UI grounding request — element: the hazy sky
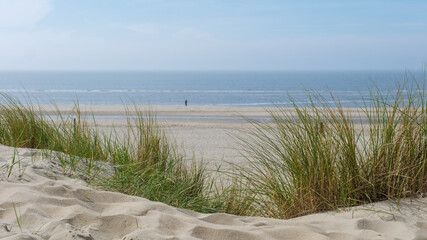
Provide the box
[0,0,426,70]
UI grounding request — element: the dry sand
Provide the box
[1,145,427,240]
[43,105,272,168]
[39,105,369,168]
[1,105,426,239]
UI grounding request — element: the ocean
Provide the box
[0,70,419,107]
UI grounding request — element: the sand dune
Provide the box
[1,145,426,240]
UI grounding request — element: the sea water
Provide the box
[0,70,418,107]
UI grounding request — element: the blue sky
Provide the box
[0,0,426,70]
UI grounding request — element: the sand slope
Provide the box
[1,145,427,240]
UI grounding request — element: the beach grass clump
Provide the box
[0,95,218,212]
[0,94,109,171]
[0,94,58,150]
[234,79,427,219]
[101,108,217,211]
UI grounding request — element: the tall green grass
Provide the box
[234,79,427,218]
[0,94,220,212]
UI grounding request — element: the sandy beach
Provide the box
[39,105,273,169]
[1,105,426,239]
[39,105,368,168]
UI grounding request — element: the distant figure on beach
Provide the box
[185,100,188,106]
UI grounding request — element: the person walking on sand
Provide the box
[185,100,188,106]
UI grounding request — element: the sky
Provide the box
[0,0,426,71]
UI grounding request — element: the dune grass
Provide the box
[233,79,427,218]
[0,94,220,213]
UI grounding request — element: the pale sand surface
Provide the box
[1,145,427,240]
[40,105,368,168]
[42,105,269,169]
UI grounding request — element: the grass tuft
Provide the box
[233,77,427,218]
